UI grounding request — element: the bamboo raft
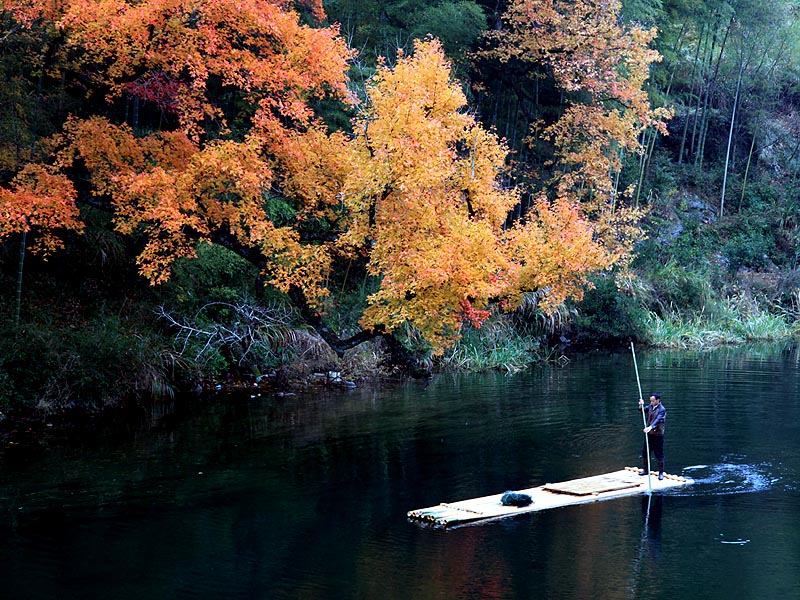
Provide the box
[407,467,694,528]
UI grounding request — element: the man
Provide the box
[638,393,667,480]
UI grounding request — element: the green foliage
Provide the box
[650,259,714,314]
[740,176,781,212]
[408,1,486,61]
[164,243,258,308]
[621,0,664,25]
[719,207,781,271]
[572,275,648,344]
[325,0,486,66]
[264,194,298,228]
[642,311,742,347]
[391,321,436,362]
[0,312,182,413]
[683,165,722,192]
[635,217,720,272]
[318,273,378,335]
[721,230,775,271]
[642,295,795,348]
[648,150,679,200]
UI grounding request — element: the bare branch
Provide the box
[158,301,305,367]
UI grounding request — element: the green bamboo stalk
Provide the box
[721,60,744,219]
[738,125,758,212]
[678,34,703,165]
[696,16,733,170]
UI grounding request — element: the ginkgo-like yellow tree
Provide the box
[341,39,624,352]
[341,41,518,350]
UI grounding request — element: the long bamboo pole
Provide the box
[631,342,652,494]
[15,231,26,329]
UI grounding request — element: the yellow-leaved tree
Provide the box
[341,39,635,352]
[342,40,518,351]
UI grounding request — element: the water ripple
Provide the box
[675,460,785,496]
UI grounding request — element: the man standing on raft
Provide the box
[638,393,667,480]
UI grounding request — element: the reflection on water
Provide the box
[0,343,799,599]
[718,536,751,545]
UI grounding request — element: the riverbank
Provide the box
[0,363,405,450]
[1,300,797,448]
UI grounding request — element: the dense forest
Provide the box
[1,0,800,423]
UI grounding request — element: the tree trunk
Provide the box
[739,124,758,212]
[721,61,744,219]
[286,285,430,376]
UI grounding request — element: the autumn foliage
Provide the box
[484,0,670,199]
[16,0,352,303]
[341,40,518,348]
[0,164,82,255]
[0,0,666,354]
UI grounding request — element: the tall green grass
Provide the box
[642,295,797,348]
[438,316,553,373]
[0,312,184,414]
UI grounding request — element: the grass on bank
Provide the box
[642,295,798,349]
[438,315,558,373]
[0,311,187,414]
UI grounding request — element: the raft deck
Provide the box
[407,467,694,528]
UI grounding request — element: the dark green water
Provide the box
[1,343,798,599]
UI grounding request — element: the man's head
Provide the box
[649,393,661,404]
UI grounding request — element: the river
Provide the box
[0,343,798,599]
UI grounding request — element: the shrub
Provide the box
[0,312,181,414]
[721,228,776,271]
[571,274,648,345]
[650,259,714,315]
[164,243,258,309]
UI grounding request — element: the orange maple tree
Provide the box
[3,0,375,354]
[1,0,663,356]
[6,0,350,136]
[5,0,353,299]
[0,164,83,255]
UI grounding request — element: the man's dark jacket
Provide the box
[642,403,666,435]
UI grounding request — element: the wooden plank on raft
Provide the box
[407,467,694,528]
[543,473,642,496]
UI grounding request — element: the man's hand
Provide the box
[638,399,644,408]
[643,426,652,433]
